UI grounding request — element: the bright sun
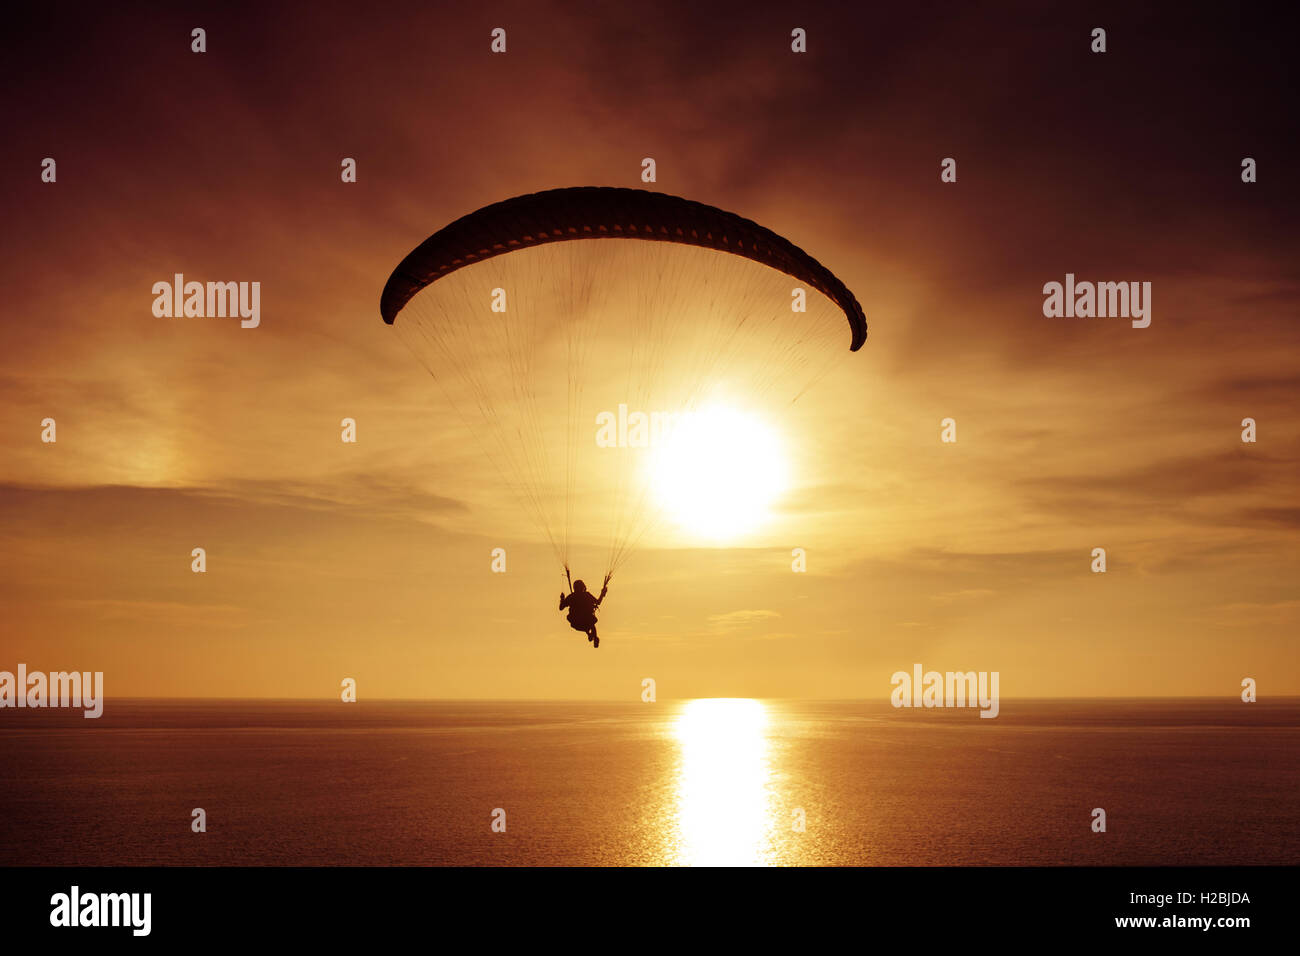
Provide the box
[649,404,789,540]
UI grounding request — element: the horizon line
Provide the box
[76,694,1300,703]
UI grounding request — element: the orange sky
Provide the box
[2,1,1297,698]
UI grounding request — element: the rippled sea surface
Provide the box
[2,698,1296,865]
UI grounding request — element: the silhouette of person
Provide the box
[559,576,608,648]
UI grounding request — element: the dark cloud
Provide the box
[1234,507,1300,530]
[1017,449,1293,512]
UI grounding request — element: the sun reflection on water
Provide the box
[672,698,775,866]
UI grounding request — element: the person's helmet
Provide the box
[573,580,587,592]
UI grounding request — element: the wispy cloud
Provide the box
[706,609,781,632]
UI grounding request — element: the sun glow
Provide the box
[649,404,788,541]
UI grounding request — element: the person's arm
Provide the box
[595,584,608,607]
[559,593,569,610]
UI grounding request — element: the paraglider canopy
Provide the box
[381,187,867,350]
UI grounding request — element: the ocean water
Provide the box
[1,698,1296,866]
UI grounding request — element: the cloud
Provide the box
[54,599,254,627]
[199,474,468,521]
[1233,507,1300,530]
[705,609,781,632]
[0,478,467,531]
[930,589,997,605]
